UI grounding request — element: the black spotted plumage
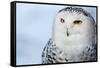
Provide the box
[42,39,68,64]
[42,38,97,64]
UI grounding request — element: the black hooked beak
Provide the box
[67,32,69,36]
[66,28,69,37]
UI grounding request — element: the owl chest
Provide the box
[56,40,90,62]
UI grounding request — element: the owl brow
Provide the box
[58,7,91,17]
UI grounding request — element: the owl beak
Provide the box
[66,28,69,37]
[67,32,69,36]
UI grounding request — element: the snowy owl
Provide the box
[42,7,97,64]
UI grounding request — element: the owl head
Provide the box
[53,7,96,45]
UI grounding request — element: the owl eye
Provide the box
[73,20,82,24]
[60,18,65,23]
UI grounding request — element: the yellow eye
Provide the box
[60,18,65,23]
[73,20,82,24]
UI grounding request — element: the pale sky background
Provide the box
[16,3,96,65]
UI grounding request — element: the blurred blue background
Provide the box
[16,3,96,65]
